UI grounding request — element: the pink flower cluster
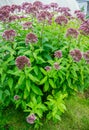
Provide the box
[83,51,89,64]
[42,4,51,10]
[45,66,51,71]
[25,4,38,16]
[50,2,58,9]
[26,114,36,124]
[55,16,68,25]
[57,7,72,19]
[54,50,62,58]
[0,4,22,22]
[22,22,32,29]
[37,11,53,23]
[0,6,10,22]
[58,7,70,13]
[2,29,16,41]
[8,15,19,22]
[75,10,85,21]
[33,1,43,9]
[10,4,21,13]
[22,2,32,10]
[25,33,38,44]
[14,95,20,100]
[45,63,60,71]
[66,28,79,38]
[54,62,60,70]
[16,56,30,70]
[79,20,89,35]
[70,49,82,62]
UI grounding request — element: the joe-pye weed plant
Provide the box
[0,1,89,128]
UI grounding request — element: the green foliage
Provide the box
[0,2,89,128]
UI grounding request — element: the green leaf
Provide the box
[34,66,39,75]
[49,79,56,88]
[67,78,71,87]
[24,88,29,99]
[37,57,45,63]
[55,115,61,121]
[1,73,6,83]
[0,90,3,101]
[24,50,31,55]
[33,52,37,59]
[26,79,31,92]
[29,74,39,83]
[18,74,25,85]
[31,84,43,95]
[40,68,47,75]
[43,80,49,92]
[40,76,47,85]
[43,53,52,60]
[8,78,13,90]
[4,89,10,96]
[7,70,20,76]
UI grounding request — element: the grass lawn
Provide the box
[0,95,89,130]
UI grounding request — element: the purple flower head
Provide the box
[14,95,20,100]
[37,11,53,22]
[42,4,51,10]
[79,20,89,35]
[76,12,85,21]
[26,114,36,124]
[63,11,72,19]
[25,5,38,16]
[58,7,70,13]
[2,29,16,41]
[22,22,32,29]
[83,51,89,64]
[8,15,19,22]
[74,10,81,14]
[0,8,10,22]
[33,1,43,9]
[45,66,51,71]
[66,28,79,38]
[21,2,32,10]
[70,49,82,62]
[54,50,62,58]
[50,2,58,9]
[55,15,68,25]
[10,4,21,13]
[25,33,38,44]
[54,62,60,70]
[1,5,11,13]
[16,56,30,70]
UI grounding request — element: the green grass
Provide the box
[0,95,89,130]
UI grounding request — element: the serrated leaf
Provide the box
[7,70,20,76]
[26,79,31,92]
[18,74,25,85]
[8,78,13,90]
[55,115,61,121]
[0,90,3,101]
[31,84,43,95]
[34,66,39,75]
[29,74,39,83]
[37,57,45,63]
[40,68,47,75]
[40,76,47,85]
[49,79,56,88]
[24,88,29,99]
[4,89,10,96]
[43,80,49,92]
[1,73,6,83]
